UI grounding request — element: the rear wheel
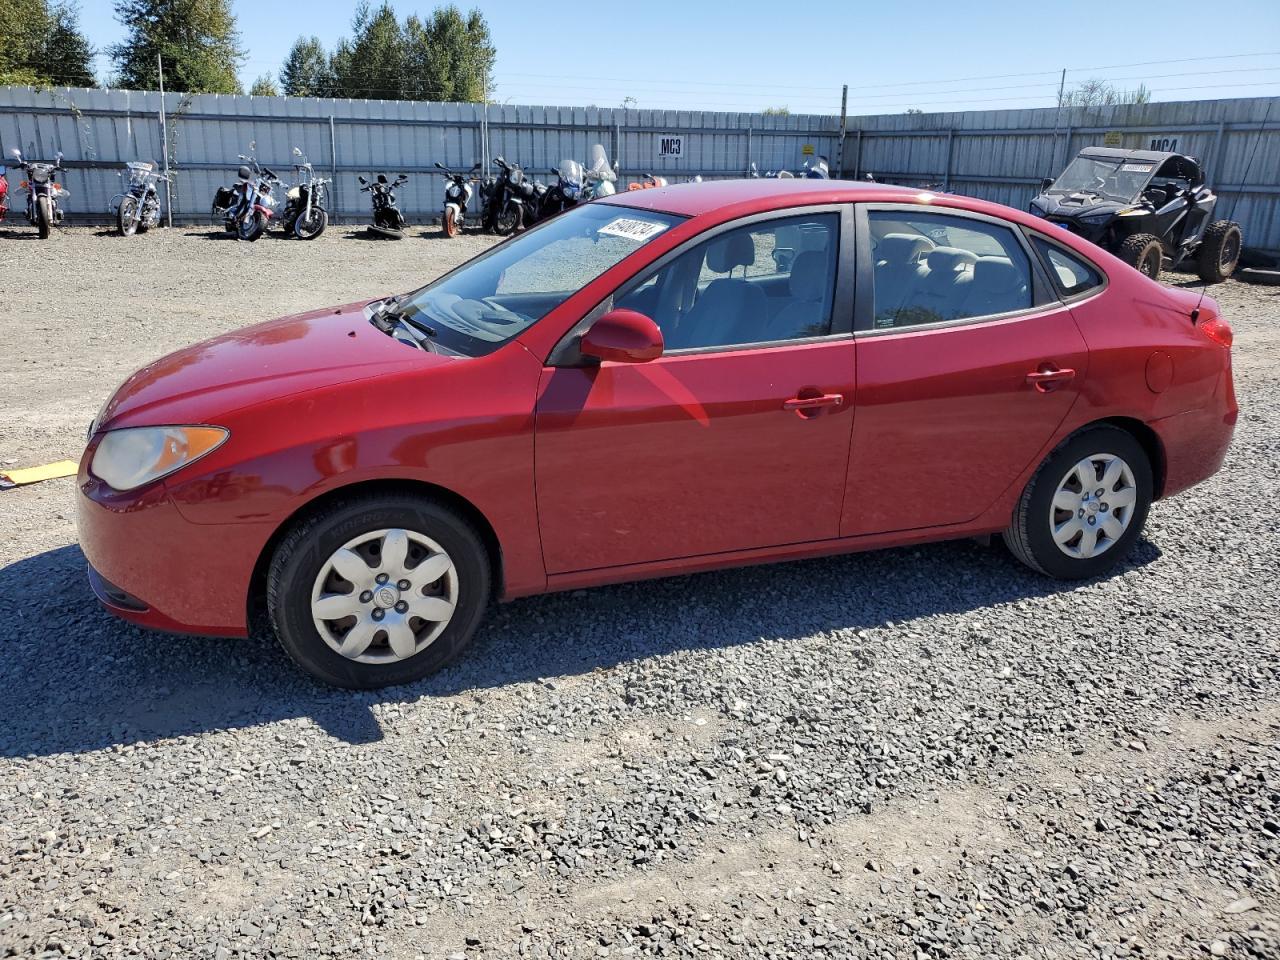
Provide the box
[35,195,52,239]
[1196,220,1242,283]
[1118,234,1163,279]
[1004,425,1152,580]
[117,196,139,236]
[267,494,491,689]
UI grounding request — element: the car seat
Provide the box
[671,232,769,348]
[763,251,832,340]
[873,233,934,326]
[962,256,1029,318]
[913,247,978,323]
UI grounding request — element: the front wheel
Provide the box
[267,494,491,689]
[493,201,522,236]
[1118,234,1163,280]
[442,206,459,237]
[1196,220,1242,284]
[294,207,327,240]
[238,211,266,242]
[117,196,139,237]
[35,195,52,239]
[1004,426,1152,580]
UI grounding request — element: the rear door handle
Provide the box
[1026,366,1076,392]
[784,393,844,415]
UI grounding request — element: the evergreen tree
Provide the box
[280,35,333,98]
[402,5,493,102]
[0,0,95,87]
[111,0,245,94]
[331,2,404,100]
[249,72,278,96]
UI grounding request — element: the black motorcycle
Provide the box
[483,156,545,235]
[358,173,409,238]
[8,147,68,238]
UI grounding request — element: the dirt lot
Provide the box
[1,225,1278,959]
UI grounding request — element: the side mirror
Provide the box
[54,150,63,162]
[249,140,256,151]
[434,161,445,170]
[1041,177,1054,190]
[357,175,368,185]
[293,146,302,156]
[580,309,664,364]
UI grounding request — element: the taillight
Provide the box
[20,180,28,189]
[1198,314,1233,348]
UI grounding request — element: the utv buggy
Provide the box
[1030,147,1242,283]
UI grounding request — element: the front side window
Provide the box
[1032,236,1104,297]
[398,204,683,356]
[615,213,839,350]
[869,211,1032,330]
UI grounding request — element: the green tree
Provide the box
[110,0,245,94]
[0,0,95,87]
[1058,78,1152,108]
[249,72,278,96]
[280,35,332,97]
[402,5,493,102]
[331,1,404,100]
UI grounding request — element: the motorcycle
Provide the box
[211,145,280,242]
[482,156,542,236]
[582,145,619,200]
[110,161,167,236]
[358,173,409,238]
[434,161,479,237]
[802,155,830,179]
[9,147,69,238]
[627,173,669,192]
[279,147,330,240]
[538,158,584,220]
[0,166,8,223]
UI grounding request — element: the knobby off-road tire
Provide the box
[1004,425,1153,580]
[1196,220,1243,284]
[1118,234,1163,280]
[267,494,491,689]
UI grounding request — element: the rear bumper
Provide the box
[76,470,263,637]
[1150,396,1238,500]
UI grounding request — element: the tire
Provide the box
[1196,220,1242,284]
[1004,425,1153,580]
[1118,234,1163,280]
[117,196,139,237]
[293,207,327,240]
[238,211,266,242]
[493,201,522,236]
[443,207,459,238]
[267,494,491,689]
[35,195,52,239]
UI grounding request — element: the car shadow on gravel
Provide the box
[0,537,1160,758]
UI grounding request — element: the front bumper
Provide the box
[76,468,265,637]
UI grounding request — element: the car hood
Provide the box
[96,300,450,430]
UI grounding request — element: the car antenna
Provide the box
[1190,279,1207,325]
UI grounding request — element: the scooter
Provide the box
[110,161,167,236]
[279,147,330,240]
[9,147,69,238]
[358,173,409,238]
[434,161,479,237]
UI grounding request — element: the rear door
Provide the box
[842,205,1088,537]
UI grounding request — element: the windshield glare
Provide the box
[399,204,683,356]
[1049,156,1155,202]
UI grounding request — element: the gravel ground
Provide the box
[1,226,1278,960]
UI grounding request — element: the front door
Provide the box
[843,206,1088,537]
[535,209,857,574]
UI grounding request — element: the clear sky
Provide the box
[76,0,1280,115]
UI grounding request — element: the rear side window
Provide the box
[1032,237,1104,297]
[868,211,1032,329]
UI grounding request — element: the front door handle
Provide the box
[1026,366,1076,393]
[784,392,844,417]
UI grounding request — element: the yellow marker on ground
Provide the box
[0,460,79,489]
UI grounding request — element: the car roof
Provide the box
[1076,146,1191,165]
[600,177,911,217]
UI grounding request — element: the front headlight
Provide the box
[90,425,228,491]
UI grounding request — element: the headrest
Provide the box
[789,251,828,300]
[926,247,978,273]
[878,233,934,264]
[972,256,1021,292]
[706,232,756,273]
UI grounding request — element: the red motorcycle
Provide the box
[0,167,9,223]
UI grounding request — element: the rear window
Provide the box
[1032,237,1104,297]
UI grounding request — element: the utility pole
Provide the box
[838,84,848,178]
[157,53,173,227]
[1044,67,1067,183]
[480,75,489,178]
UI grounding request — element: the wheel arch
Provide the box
[1084,416,1167,499]
[246,477,505,629]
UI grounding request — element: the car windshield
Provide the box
[1048,156,1156,203]
[396,204,683,357]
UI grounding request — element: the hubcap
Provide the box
[1049,454,1138,559]
[310,528,458,663]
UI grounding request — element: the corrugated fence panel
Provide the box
[1,85,1277,251]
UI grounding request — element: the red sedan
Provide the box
[78,179,1238,688]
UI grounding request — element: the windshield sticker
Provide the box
[598,217,669,242]
[1120,163,1154,173]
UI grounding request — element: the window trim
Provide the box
[1023,228,1111,305]
[547,203,855,367]
[853,202,1055,337]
